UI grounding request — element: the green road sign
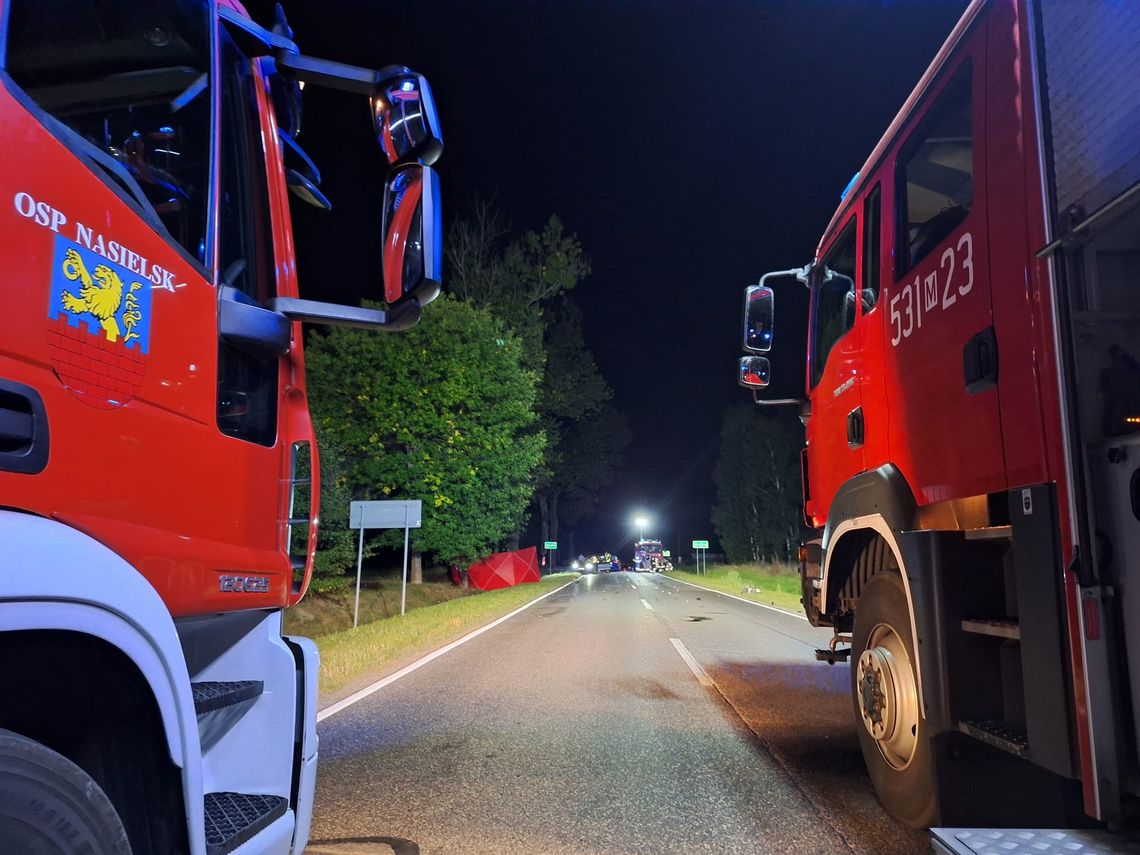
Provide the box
[544,541,558,550]
[692,540,709,549]
[663,550,671,557]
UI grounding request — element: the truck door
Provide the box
[883,52,1005,503]
[0,5,301,615]
[806,215,864,516]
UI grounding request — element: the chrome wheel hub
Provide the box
[856,622,919,770]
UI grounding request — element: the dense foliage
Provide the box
[711,404,803,563]
[306,297,545,566]
[447,205,626,545]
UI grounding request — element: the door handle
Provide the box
[0,379,49,474]
[847,406,865,449]
[963,326,998,393]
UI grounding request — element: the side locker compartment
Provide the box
[1033,0,1140,814]
[900,525,1081,825]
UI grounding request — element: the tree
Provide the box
[444,198,508,306]
[532,300,628,545]
[711,404,803,564]
[447,205,623,547]
[553,402,630,531]
[305,296,545,570]
[447,205,591,368]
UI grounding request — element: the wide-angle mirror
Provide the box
[382,164,442,306]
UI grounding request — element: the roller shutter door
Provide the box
[1037,1,1140,218]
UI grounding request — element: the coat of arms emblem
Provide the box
[46,238,152,409]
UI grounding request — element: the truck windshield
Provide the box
[4,0,212,264]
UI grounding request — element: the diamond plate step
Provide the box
[958,719,1029,758]
[932,828,1140,854]
[192,681,263,716]
[204,792,287,855]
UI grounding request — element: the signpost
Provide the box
[543,541,557,572]
[692,539,709,575]
[349,500,423,626]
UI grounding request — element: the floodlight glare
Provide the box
[633,514,650,541]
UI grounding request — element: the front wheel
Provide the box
[851,570,936,828]
[0,728,132,854]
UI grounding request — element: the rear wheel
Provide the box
[0,728,132,854]
[851,570,936,828]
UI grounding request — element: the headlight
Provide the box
[585,562,595,570]
[571,561,580,569]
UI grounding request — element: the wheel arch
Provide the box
[0,511,205,852]
[820,464,917,619]
[820,466,925,716]
[0,626,193,853]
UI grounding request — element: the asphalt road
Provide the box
[306,572,928,854]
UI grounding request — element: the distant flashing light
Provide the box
[840,171,860,202]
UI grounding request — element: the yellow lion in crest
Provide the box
[60,248,142,344]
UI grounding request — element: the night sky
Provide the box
[248,0,969,558]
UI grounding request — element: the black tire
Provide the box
[850,570,936,828]
[0,728,132,854]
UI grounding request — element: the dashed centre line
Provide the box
[641,598,653,610]
[669,637,713,687]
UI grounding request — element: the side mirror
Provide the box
[382,164,442,306]
[269,158,442,333]
[739,355,770,388]
[743,285,774,352]
[372,69,443,166]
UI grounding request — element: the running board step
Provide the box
[961,619,1020,640]
[959,719,1029,758]
[963,525,1013,541]
[193,681,263,716]
[204,792,287,855]
[193,681,263,753]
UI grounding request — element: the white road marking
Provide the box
[664,575,808,621]
[641,598,653,610]
[670,637,713,687]
[317,577,580,722]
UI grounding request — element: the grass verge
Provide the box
[314,573,578,705]
[284,570,477,639]
[665,562,802,614]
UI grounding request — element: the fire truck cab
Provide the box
[0,1,442,852]
[741,0,1140,840]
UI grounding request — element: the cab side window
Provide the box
[4,0,212,265]
[810,220,857,388]
[897,65,973,274]
[863,184,881,309]
[215,27,278,446]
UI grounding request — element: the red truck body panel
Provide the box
[0,46,315,617]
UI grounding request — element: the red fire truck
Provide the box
[0,1,442,852]
[740,0,1140,844]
